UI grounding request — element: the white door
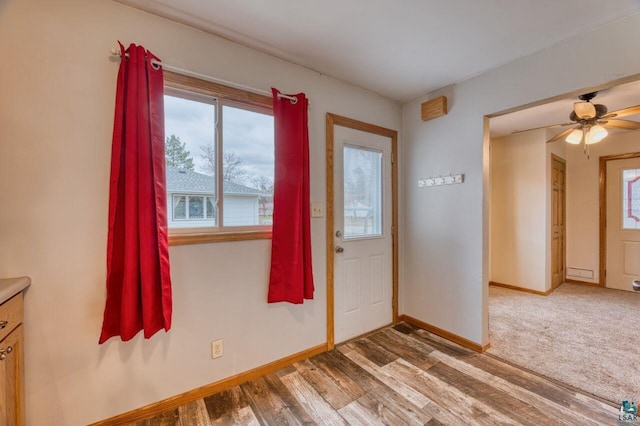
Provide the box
[334,125,392,344]
[606,157,640,291]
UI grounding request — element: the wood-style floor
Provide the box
[132,323,617,425]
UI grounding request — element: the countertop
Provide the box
[0,277,31,304]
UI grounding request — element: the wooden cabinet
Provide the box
[0,293,25,426]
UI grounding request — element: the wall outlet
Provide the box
[211,339,223,359]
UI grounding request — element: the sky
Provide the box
[164,94,274,187]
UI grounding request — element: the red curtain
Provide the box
[99,43,172,343]
[268,89,314,304]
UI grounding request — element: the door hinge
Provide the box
[391,153,394,164]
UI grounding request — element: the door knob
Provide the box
[335,246,344,253]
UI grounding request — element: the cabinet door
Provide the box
[0,325,24,426]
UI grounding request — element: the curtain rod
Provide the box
[110,48,299,104]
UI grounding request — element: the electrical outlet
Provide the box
[211,339,223,359]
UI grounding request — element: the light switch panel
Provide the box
[311,203,323,218]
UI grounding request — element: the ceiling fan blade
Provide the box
[602,105,640,119]
[546,128,574,144]
[574,102,596,119]
[512,122,574,134]
[601,119,640,131]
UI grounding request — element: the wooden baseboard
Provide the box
[565,278,602,287]
[398,314,490,353]
[91,343,328,426]
[489,281,552,296]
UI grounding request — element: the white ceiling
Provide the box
[117,0,640,103]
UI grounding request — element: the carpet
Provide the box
[488,283,640,403]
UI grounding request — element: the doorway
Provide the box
[601,153,640,290]
[326,113,398,349]
[551,155,566,289]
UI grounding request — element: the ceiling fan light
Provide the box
[586,125,608,144]
[574,102,596,119]
[565,128,583,144]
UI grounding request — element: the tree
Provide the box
[165,134,194,170]
[251,175,274,223]
[199,144,215,175]
[199,145,249,183]
[223,152,249,183]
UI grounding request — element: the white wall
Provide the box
[490,130,547,292]
[224,195,260,226]
[401,12,640,346]
[566,131,640,284]
[0,0,401,424]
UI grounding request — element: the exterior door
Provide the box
[333,125,392,344]
[606,157,640,291]
[551,156,566,289]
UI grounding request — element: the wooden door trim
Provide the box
[326,113,398,350]
[599,152,640,287]
[550,154,566,289]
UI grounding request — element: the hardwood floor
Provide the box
[132,323,617,425]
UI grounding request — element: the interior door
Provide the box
[551,156,566,289]
[334,125,392,344]
[606,157,640,291]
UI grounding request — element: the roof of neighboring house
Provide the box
[166,166,267,196]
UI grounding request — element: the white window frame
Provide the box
[172,194,216,221]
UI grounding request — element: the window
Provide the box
[163,72,274,244]
[172,195,215,223]
[623,168,640,230]
[343,145,383,238]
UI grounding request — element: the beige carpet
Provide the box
[489,283,640,403]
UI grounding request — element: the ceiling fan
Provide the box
[514,92,640,150]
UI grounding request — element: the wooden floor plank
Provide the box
[426,361,566,426]
[279,371,347,425]
[177,400,212,426]
[305,352,366,400]
[203,386,250,421]
[392,323,472,357]
[210,406,261,426]
[294,358,359,410]
[320,350,434,424]
[367,328,439,370]
[130,324,619,426]
[337,400,387,426]
[429,349,602,426]
[262,371,317,425]
[355,392,432,425]
[131,409,180,426]
[383,358,518,425]
[464,353,617,425]
[240,376,302,425]
[348,339,397,367]
[340,346,433,409]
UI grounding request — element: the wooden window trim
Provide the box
[164,71,274,245]
[164,71,272,110]
[169,230,272,246]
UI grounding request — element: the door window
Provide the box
[343,145,383,238]
[622,168,640,229]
